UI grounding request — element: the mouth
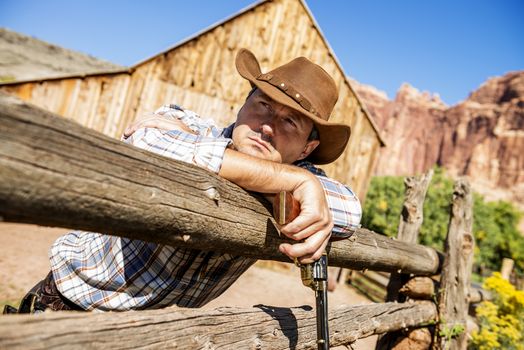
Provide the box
[248,135,272,153]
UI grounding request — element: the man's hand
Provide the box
[278,174,333,264]
[220,149,333,264]
[123,114,195,138]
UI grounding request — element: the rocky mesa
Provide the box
[353,72,524,206]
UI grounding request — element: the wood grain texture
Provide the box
[436,179,474,350]
[397,170,434,244]
[377,170,435,350]
[386,170,435,299]
[399,277,436,300]
[0,301,437,349]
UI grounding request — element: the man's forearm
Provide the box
[219,148,315,194]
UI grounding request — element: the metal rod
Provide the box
[316,282,329,350]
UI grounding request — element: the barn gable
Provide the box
[0,0,383,199]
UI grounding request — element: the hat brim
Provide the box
[236,49,351,165]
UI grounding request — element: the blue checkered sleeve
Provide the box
[295,160,362,238]
[124,108,231,174]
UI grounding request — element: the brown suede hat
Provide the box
[235,48,351,165]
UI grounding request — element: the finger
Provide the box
[279,206,326,233]
[279,237,329,265]
[280,202,332,236]
[280,213,331,241]
[123,124,137,137]
[300,235,330,264]
[279,228,331,263]
[123,116,157,136]
[279,219,327,241]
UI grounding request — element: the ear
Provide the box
[297,140,320,161]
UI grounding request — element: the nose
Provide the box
[259,104,283,140]
[260,123,275,140]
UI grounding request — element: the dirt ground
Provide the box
[0,222,376,349]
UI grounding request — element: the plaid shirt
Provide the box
[50,104,362,311]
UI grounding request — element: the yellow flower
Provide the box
[377,199,388,211]
[476,230,486,241]
[471,272,524,349]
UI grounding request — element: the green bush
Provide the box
[361,167,524,274]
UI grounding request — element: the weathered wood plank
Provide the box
[376,170,433,349]
[399,277,436,300]
[386,170,435,301]
[397,170,434,244]
[377,170,434,350]
[398,278,490,305]
[349,271,388,303]
[469,287,491,304]
[436,179,474,350]
[500,257,514,280]
[0,93,441,275]
[387,328,433,350]
[0,301,438,349]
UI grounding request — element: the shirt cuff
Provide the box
[316,175,362,239]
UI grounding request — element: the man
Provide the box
[11,49,361,313]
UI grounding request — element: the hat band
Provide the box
[256,73,320,118]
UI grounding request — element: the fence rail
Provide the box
[0,301,437,349]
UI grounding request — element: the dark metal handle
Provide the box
[314,254,329,350]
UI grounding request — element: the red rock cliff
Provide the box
[351,71,524,205]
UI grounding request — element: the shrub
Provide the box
[361,167,524,274]
[470,272,524,349]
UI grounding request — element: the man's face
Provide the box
[232,89,319,164]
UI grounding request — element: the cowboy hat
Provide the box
[235,48,351,165]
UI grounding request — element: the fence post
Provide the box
[500,258,514,280]
[435,178,474,350]
[388,169,434,301]
[376,169,433,350]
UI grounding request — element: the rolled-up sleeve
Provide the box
[295,160,362,238]
[317,176,362,238]
[125,128,231,174]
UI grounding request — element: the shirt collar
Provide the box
[221,123,235,139]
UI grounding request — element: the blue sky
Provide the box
[1,0,522,105]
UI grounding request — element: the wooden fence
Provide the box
[348,271,490,305]
[0,92,474,349]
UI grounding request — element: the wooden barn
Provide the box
[0,0,384,199]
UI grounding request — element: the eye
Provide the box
[284,117,297,128]
[259,101,273,115]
